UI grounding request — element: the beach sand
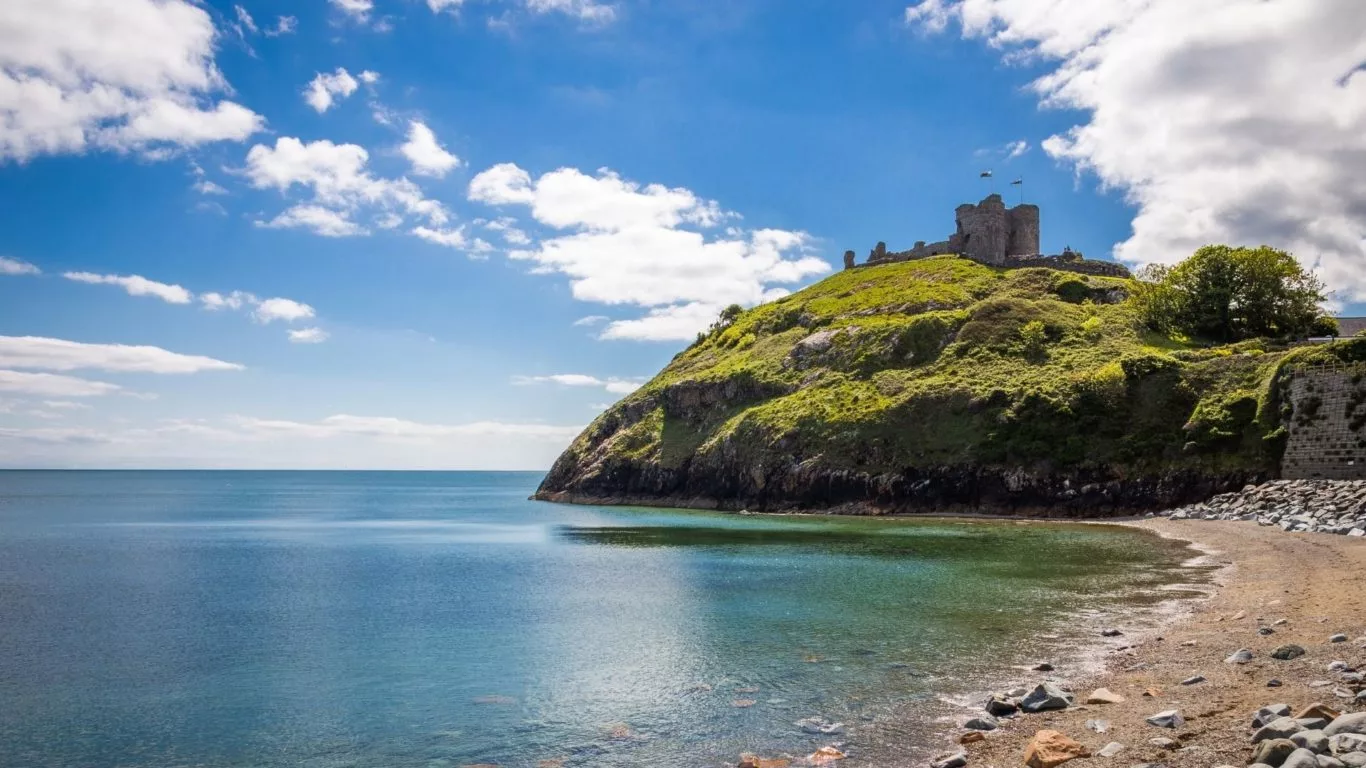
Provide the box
[957,519,1366,768]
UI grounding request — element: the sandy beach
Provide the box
[956,520,1366,768]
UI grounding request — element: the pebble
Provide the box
[1096,742,1124,758]
[1180,675,1207,685]
[963,716,997,732]
[1086,688,1126,705]
[1273,644,1308,660]
[1032,662,1055,672]
[931,752,967,768]
[1150,737,1180,750]
[1269,679,1284,687]
[1145,710,1184,729]
[1100,628,1123,637]
[1330,634,1349,643]
[1085,719,1109,734]
[1262,627,1278,635]
[1228,649,1255,664]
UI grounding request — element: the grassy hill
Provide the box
[536,256,1355,515]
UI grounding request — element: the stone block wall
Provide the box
[1006,204,1040,257]
[1281,367,1366,480]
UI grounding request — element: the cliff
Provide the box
[535,256,1363,516]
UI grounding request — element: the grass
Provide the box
[554,255,1366,486]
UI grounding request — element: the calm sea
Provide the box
[0,471,1207,768]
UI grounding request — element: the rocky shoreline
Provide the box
[1159,479,1366,536]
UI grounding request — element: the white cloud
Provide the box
[428,0,466,11]
[42,400,92,410]
[0,256,39,275]
[0,0,264,161]
[401,121,461,177]
[525,0,616,24]
[244,137,448,233]
[483,216,531,244]
[257,205,367,237]
[906,0,1366,300]
[303,68,360,114]
[199,290,252,311]
[193,179,227,195]
[330,0,374,21]
[288,327,329,344]
[572,314,608,326]
[0,426,115,445]
[359,70,381,85]
[1005,140,1029,159]
[512,373,642,395]
[469,163,828,340]
[266,15,297,36]
[233,5,258,35]
[412,225,468,248]
[0,336,242,373]
[254,298,315,324]
[0,370,121,397]
[63,272,194,304]
[234,414,582,441]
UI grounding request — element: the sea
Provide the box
[0,470,1212,768]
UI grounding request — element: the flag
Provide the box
[1010,178,1023,185]
[979,170,993,178]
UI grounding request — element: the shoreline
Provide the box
[934,519,1366,768]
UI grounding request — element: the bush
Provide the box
[1019,320,1048,358]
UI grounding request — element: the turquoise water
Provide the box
[0,471,1205,767]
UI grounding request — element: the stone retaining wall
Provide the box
[1282,366,1366,480]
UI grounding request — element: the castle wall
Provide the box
[955,197,1009,264]
[1281,367,1366,480]
[1007,204,1040,256]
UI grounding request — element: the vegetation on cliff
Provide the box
[538,254,1360,513]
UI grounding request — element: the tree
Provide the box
[1133,245,1329,342]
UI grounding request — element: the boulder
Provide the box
[1292,730,1330,754]
[1256,705,1294,728]
[1300,705,1344,722]
[1284,749,1323,768]
[1273,645,1308,660]
[1024,730,1090,768]
[1252,739,1300,767]
[1330,734,1366,755]
[1145,710,1185,729]
[964,716,998,732]
[1020,683,1074,713]
[1087,688,1126,704]
[1327,714,1366,737]
[986,694,1019,716]
[1319,757,1347,768]
[1340,754,1366,768]
[1255,717,1307,743]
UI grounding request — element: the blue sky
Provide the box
[1,0,1363,468]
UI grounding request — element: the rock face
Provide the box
[1024,730,1090,768]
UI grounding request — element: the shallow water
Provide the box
[0,471,1207,767]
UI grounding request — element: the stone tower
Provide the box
[952,194,1039,265]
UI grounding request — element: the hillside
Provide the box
[535,256,1358,515]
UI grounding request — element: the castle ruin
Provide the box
[845,194,1130,278]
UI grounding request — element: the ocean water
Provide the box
[0,471,1208,768]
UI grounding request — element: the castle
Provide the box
[844,194,1131,278]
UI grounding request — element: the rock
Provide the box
[960,731,985,746]
[1255,706,1294,728]
[1304,719,1334,731]
[1086,719,1109,734]
[1326,714,1366,737]
[1229,649,1256,664]
[1087,688,1126,704]
[1101,628,1124,637]
[1319,757,1347,768]
[1033,662,1055,672]
[1273,645,1308,660]
[1343,756,1366,768]
[1150,737,1180,750]
[1097,742,1124,758]
[1330,734,1366,754]
[986,694,1018,716]
[1292,731,1330,754]
[1020,683,1074,713]
[930,751,966,768]
[1255,717,1307,743]
[964,716,998,732]
[1270,680,1285,688]
[808,746,846,765]
[1263,628,1278,635]
[796,717,845,735]
[738,755,791,768]
[732,699,757,708]
[1252,739,1300,767]
[1299,705,1343,722]
[1331,634,1349,643]
[1285,748,1325,768]
[1024,730,1090,768]
[1145,710,1185,729]
[1181,675,1207,685]
[1330,662,1350,672]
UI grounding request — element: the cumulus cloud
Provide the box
[244,136,448,237]
[400,121,461,177]
[412,225,469,248]
[253,298,315,324]
[524,0,617,24]
[0,370,121,397]
[304,68,361,113]
[905,0,1366,300]
[0,336,242,374]
[62,272,193,304]
[0,0,264,161]
[468,164,828,340]
[288,327,329,344]
[329,0,374,22]
[0,256,39,275]
[199,291,252,311]
[512,373,643,395]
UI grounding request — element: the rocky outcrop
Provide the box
[1160,479,1366,535]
